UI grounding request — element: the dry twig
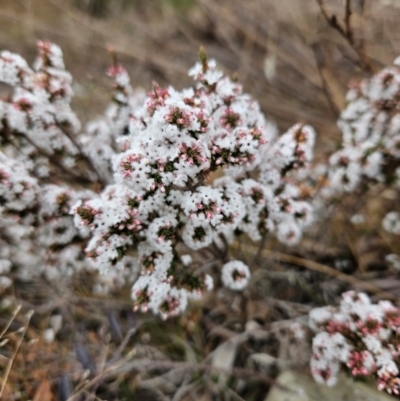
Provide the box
[315,0,373,72]
[234,242,398,300]
[0,310,34,397]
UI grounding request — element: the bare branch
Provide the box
[0,310,33,397]
[344,0,353,40]
[315,0,373,73]
[57,123,106,186]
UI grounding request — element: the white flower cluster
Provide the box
[0,42,80,177]
[0,42,316,317]
[0,149,95,283]
[310,291,400,395]
[73,49,316,318]
[0,151,38,211]
[80,64,146,183]
[315,58,400,242]
[0,42,144,292]
[326,57,400,194]
[386,254,400,271]
[382,211,400,235]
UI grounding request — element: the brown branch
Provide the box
[21,133,95,185]
[315,0,347,37]
[67,359,291,401]
[2,123,95,185]
[0,310,33,397]
[57,123,106,186]
[108,326,140,365]
[232,242,398,301]
[344,0,353,40]
[315,0,373,73]
[0,305,22,339]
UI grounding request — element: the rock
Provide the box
[265,370,396,401]
[211,331,250,385]
[245,320,262,332]
[247,353,278,377]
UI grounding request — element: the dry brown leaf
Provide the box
[33,379,53,401]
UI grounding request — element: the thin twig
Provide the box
[196,260,218,274]
[234,242,398,301]
[250,233,268,269]
[316,0,347,37]
[88,337,110,401]
[17,129,94,185]
[226,387,246,401]
[0,305,22,339]
[171,373,193,401]
[67,358,290,401]
[0,310,33,397]
[56,123,105,186]
[315,0,373,72]
[344,0,352,40]
[108,326,139,365]
[83,390,104,401]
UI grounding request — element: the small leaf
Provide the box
[75,343,96,376]
[58,373,72,401]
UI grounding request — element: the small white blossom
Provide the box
[221,260,251,291]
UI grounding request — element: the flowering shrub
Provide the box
[72,50,317,319]
[302,57,400,397]
[310,291,400,395]
[0,42,316,318]
[0,41,142,292]
[327,57,400,192]
[318,57,400,239]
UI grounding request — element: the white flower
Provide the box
[221,260,251,291]
[383,212,400,235]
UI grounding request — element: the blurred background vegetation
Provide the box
[1,0,400,157]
